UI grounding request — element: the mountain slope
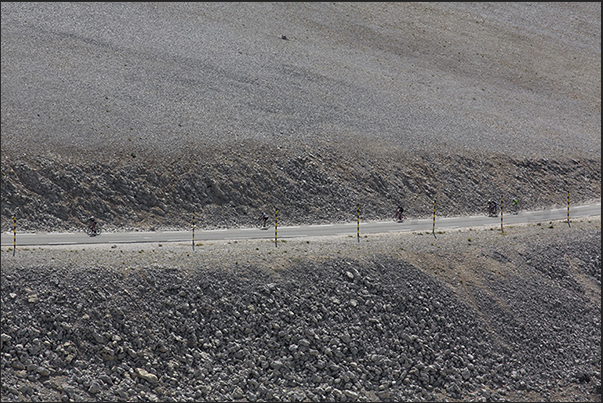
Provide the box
[1,2,600,231]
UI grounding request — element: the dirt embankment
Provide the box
[1,141,600,233]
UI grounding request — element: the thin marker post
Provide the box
[500,195,504,233]
[13,214,16,256]
[357,204,360,243]
[567,191,570,227]
[275,209,278,247]
[432,200,436,239]
[192,212,195,251]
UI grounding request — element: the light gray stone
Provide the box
[88,381,101,394]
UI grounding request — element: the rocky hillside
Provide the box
[0,4,601,402]
[2,142,600,233]
[1,3,600,232]
[1,218,600,402]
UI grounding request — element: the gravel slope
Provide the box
[1,3,600,156]
[1,2,600,231]
[1,218,600,402]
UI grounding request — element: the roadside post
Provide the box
[432,200,436,239]
[13,213,16,256]
[357,204,360,243]
[275,208,278,247]
[567,190,570,227]
[500,195,504,233]
[192,212,195,251]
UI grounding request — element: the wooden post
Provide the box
[275,208,278,247]
[192,212,195,251]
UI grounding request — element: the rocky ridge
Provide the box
[1,141,600,233]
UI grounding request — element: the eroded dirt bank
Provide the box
[1,142,599,233]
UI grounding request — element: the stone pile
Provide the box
[1,236,600,402]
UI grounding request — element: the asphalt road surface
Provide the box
[2,203,600,247]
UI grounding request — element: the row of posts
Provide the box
[7,192,574,255]
[193,191,573,248]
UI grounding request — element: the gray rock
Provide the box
[36,366,51,376]
[232,386,244,399]
[88,380,101,394]
[92,332,105,344]
[136,368,159,384]
[99,373,113,385]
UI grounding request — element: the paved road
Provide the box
[2,203,600,247]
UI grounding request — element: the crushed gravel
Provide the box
[1,217,600,402]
